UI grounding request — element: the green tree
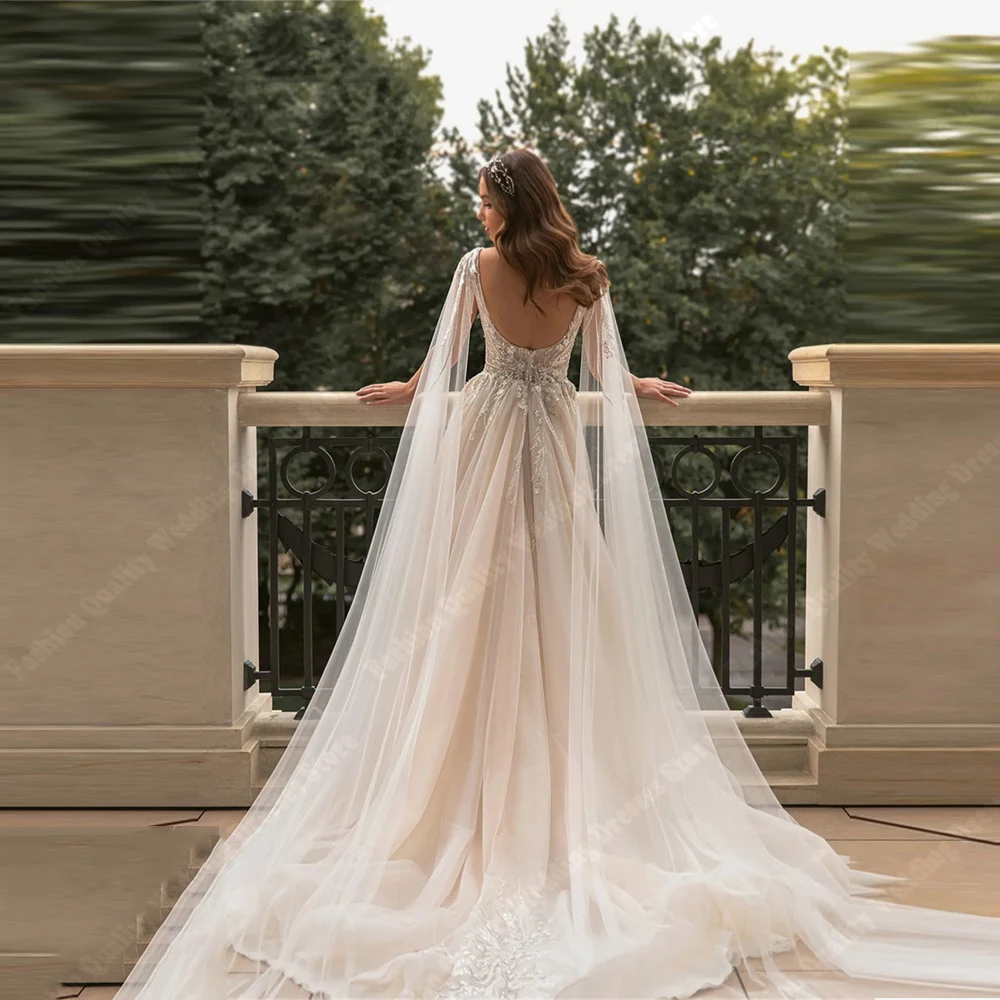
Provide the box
[472,14,848,390]
[202,0,466,392]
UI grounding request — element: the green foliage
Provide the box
[202,0,466,391]
[474,15,849,392]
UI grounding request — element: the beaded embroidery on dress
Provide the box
[115,246,1000,1000]
[464,245,584,511]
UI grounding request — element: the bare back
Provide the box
[476,247,581,351]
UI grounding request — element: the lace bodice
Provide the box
[463,247,585,511]
[469,246,584,383]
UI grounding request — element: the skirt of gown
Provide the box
[123,359,1000,1000]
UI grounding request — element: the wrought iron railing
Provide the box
[648,426,823,716]
[241,426,398,717]
[239,391,828,718]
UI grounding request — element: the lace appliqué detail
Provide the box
[432,879,562,999]
[464,374,573,522]
[464,245,583,517]
[501,378,571,506]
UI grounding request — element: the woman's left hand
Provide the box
[632,376,693,407]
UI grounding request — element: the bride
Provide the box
[118,150,1000,1000]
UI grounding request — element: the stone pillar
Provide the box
[0,346,277,806]
[790,344,1000,803]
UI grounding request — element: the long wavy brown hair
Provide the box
[479,148,609,316]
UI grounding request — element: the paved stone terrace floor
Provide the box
[42,805,1000,1000]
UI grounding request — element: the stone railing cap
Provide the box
[0,344,278,388]
[789,343,1000,387]
[239,388,831,428]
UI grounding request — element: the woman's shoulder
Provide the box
[466,245,494,267]
[459,245,489,278]
[588,257,611,300]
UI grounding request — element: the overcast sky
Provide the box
[364,1,998,144]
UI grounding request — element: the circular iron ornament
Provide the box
[279,444,337,499]
[669,439,723,498]
[729,444,786,498]
[347,445,393,497]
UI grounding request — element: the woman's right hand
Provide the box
[632,376,693,407]
[355,380,414,406]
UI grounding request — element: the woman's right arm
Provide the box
[402,299,477,395]
[357,253,479,406]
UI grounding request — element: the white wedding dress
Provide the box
[117,246,1000,1000]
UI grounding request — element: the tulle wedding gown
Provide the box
[117,246,1000,999]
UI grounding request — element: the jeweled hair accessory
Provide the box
[486,155,515,197]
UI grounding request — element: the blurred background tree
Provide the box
[0,0,201,344]
[845,36,1000,343]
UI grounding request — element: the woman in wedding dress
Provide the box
[117,150,1000,1000]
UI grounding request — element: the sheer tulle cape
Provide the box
[116,249,1000,999]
